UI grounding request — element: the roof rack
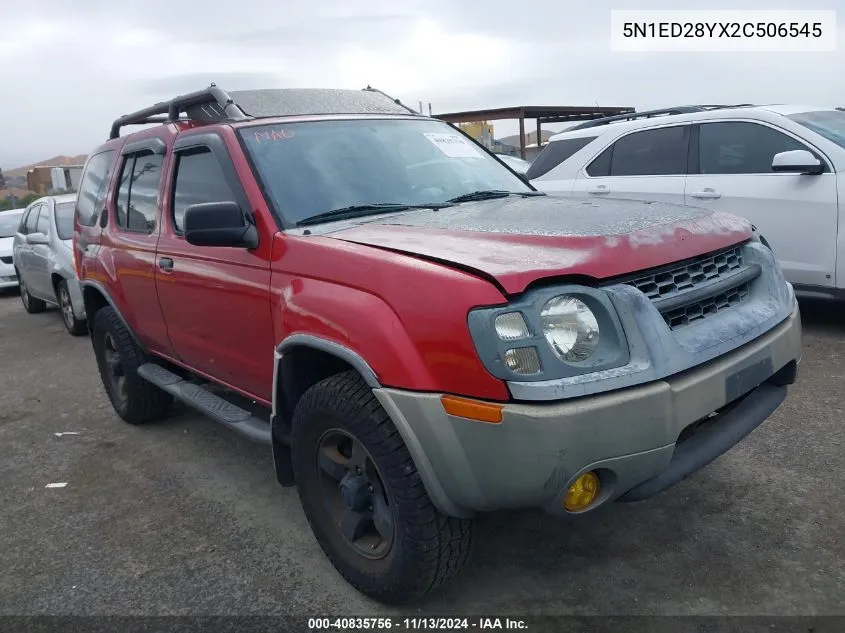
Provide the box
[109,83,249,139]
[362,85,422,115]
[567,103,757,131]
[109,84,423,139]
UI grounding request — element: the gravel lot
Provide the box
[0,290,843,617]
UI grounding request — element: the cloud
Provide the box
[0,0,843,168]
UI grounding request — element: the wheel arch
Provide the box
[270,335,381,487]
[269,335,467,518]
[81,281,143,347]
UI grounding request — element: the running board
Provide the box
[137,363,272,445]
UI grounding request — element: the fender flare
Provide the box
[270,335,381,487]
[79,280,144,348]
[270,334,466,516]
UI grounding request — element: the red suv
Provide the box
[74,85,802,604]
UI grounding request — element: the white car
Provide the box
[0,208,26,291]
[528,105,845,299]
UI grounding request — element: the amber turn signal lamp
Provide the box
[440,395,504,424]
[563,471,600,511]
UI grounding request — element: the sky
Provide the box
[1,0,843,170]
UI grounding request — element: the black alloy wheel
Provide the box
[316,429,395,559]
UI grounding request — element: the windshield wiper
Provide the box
[296,203,452,227]
[446,190,546,203]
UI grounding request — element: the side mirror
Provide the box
[772,149,824,175]
[183,202,259,249]
[26,232,49,245]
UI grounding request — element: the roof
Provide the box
[756,104,838,116]
[109,84,422,139]
[29,164,84,170]
[547,103,840,143]
[229,89,417,118]
[436,105,636,125]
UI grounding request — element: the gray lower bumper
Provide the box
[374,303,802,518]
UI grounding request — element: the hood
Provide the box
[317,196,752,295]
[0,236,13,256]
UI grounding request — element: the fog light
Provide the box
[563,471,600,511]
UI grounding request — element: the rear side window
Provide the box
[24,205,41,234]
[171,149,236,232]
[587,126,689,177]
[115,151,164,233]
[55,202,76,240]
[76,150,117,227]
[36,208,51,235]
[698,122,808,175]
[526,136,597,179]
[16,209,31,234]
[586,146,613,177]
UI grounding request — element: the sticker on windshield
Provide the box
[423,133,481,158]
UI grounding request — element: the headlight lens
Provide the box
[540,295,600,362]
[503,347,542,375]
[494,312,530,341]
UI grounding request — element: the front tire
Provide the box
[291,370,473,605]
[57,279,87,336]
[19,274,46,314]
[91,307,172,424]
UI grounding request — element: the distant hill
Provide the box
[5,154,88,178]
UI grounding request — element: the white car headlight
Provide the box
[540,295,600,362]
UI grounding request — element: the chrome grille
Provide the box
[627,246,744,301]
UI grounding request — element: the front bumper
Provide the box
[374,302,802,518]
[0,261,18,288]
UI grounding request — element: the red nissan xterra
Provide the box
[74,85,802,604]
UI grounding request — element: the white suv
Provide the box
[528,105,845,298]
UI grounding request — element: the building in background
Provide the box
[27,165,83,195]
[457,121,495,149]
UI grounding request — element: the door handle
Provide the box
[690,188,721,200]
[158,257,174,270]
[588,185,610,195]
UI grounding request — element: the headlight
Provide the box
[540,296,600,362]
[466,285,628,383]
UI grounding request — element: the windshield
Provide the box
[499,155,532,171]
[239,118,532,225]
[0,211,24,238]
[788,110,845,149]
[55,202,76,240]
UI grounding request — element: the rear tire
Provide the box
[91,307,172,424]
[57,279,88,336]
[291,370,473,605]
[19,275,46,314]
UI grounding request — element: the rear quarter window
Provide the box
[76,150,118,227]
[526,136,598,179]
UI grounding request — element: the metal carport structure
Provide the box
[436,105,636,159]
